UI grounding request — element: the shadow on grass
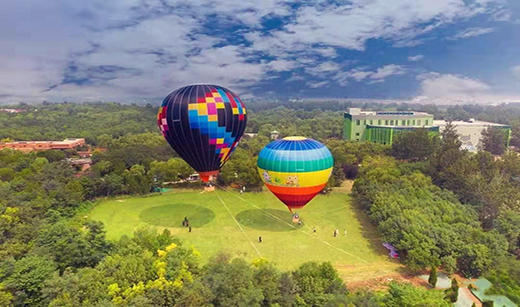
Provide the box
[139,204,215,228]
[350,198,406,268]
[236,209,304,232]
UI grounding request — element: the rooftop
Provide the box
[346,108,431,117]
[433,120,509,127]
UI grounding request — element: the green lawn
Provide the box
[89,188,402,283]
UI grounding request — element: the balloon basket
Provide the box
[204,185,215,192]
[292,217,300,224]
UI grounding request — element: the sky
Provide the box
[1,0,520,104]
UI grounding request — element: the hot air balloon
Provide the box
[257,137,333,212]
[157,84,247,182]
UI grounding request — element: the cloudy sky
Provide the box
[1,0,520,104]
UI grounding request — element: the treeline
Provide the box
[1,225,452,307]
[353,156,508,276]
[0,102,158,144]
[376,124,520,303]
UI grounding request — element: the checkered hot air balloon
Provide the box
[157,84,247,182]
[257,137,334,212]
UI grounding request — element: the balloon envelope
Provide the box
[158,84,247,182]
[257,137,333,211]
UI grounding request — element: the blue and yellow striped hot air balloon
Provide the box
[257,137,334,212]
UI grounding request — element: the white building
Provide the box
[434,119,511,152]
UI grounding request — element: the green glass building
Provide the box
[343,108,439,145]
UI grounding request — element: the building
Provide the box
[434,119,510,152]
[0,138,86,152]
[343,108,438,145]
[0,109,24,114]
[270,130,280,140]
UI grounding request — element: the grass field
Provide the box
[88,187,403,283]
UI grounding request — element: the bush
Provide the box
[451,278,459,293]
[429,267,438,287]
[445,291,457,303]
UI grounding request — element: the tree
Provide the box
[291,262,348,306]
[392,129,439,162]
[203,254,263,307]
[124,164,152,194]
[428,267,438,288]
[252,259,282,307]
[451,278,459,293]
[383,282,450,307]
[479,126,506,155]
[4,256,57,306]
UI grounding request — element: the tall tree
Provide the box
[479,126,506,155]
[392,129,439,162]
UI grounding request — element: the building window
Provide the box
[402,120,406,126]
[413,120,416,125]
[370,120,373,125]
[356,120,360,125]
[356,133,360,136]
[418,120,422,126]
[378,120,382,125]
[425,120,429,125]
[385,120,389,125]
[390,120,394,125]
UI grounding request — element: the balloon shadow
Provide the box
[140,204,215,228]
[236,209,303,232]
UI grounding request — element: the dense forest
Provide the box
[1,101,520,306]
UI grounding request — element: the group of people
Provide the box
[312,227,347,237]
[182,216,192,232]
[333,228,347,237]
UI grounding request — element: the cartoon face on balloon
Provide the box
[285,175,299,187]
[263,170,272,183]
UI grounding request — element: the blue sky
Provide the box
[1,0,520,104]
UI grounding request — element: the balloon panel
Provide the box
[158,84,247,175]
[257,137,333,210]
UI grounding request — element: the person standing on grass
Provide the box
[259,236,262,243]
[189,226,192,232]
[334,228,339,237]
[313,227,317,233]
[344,229,347,236]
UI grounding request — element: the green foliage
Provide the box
[451,278,459,293]
[353,156,508,274]
[36,219,112,271]
[428,267,437,287]
[0,103,158,144]
[3,256,57,306]
[392,128,439,162]
[485,256,520,304]
[291,261,348,306]
[383,282,450,307]
[479,126,506,155]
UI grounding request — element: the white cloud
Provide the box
[305,62,341,76]
[308,81,329,88]
[418,72,490,98]
[0,0,511,103]
[512,66,520,76]
[408,55,425,61]
[335,64,407,85]
[247,0,504,57]
[447,27,495,40]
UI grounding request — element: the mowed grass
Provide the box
[88,188,403,283]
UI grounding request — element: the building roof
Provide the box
[433,120,509,127]
[368,125,437,129]
[345,108,432,118]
